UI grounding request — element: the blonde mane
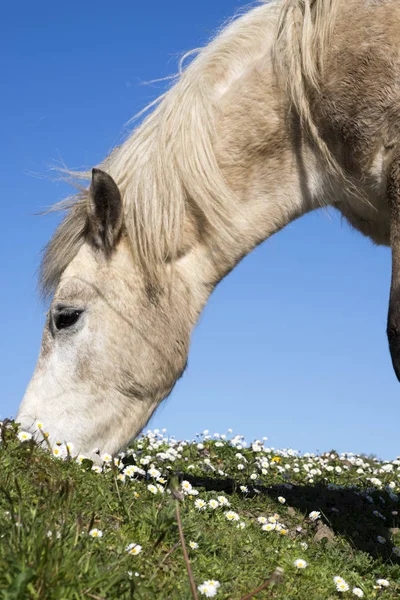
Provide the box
[40,0,343,298]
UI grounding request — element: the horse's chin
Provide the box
[15,411,100,464]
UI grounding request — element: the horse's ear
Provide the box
[87,168,122,253]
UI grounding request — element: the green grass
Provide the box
[0,421,399,599]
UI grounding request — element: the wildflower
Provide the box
[278,496,286,504]
[262,523,276,532]
[195,499,207,511]
[334,577,345,585]
[35,421,44,430]
[76,454,87,464]
[257,516,267,524]
[237,521,246,529]
[309,511,321,521]
[117,473,126,483]
[147,484,158,494]
[268,516,277,524]
[181,480,193,494]
[52,445,67,459]
[198,580,220,598]
[225,511,240,522]
[271,457,281,463]
[250,473,257,480]
[279,528,288,535]
[148,467,161,478]
[240,486,248,493]
[300,542,308,550]
[101,453,112,463]
[91,465,102,474]
[126,543,142,555]
[352,588,364,597]
[123,466,137,477]
[294,559,307,569]
[217,496,230,506]
[189,541,199,549]
[237,464,244,470]
[377,535,386,544]
[89,529,103,538]
[336,580,350,592]
[209,499,219,509]
[376,579,390,588]
[17,431,32,442]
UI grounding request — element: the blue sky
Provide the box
[2,0,399,459]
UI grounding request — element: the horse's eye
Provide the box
[53,309,83,331]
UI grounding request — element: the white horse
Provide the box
[17,0,400,458]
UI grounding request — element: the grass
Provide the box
[0,421,399,599]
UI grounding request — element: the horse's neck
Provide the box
[177,57,323,321]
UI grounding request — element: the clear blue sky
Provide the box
[2,0,399,459]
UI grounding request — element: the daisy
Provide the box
[237,521,246,529]
[91,465,102,474]
[17,431,32,442]
[89,529,103,538]
[336,581,350,592]
[217,496,230,506]
[262,523,276,532]
[278,496,286,504]
[52,445,67,459]
[198,580,220,598]
[126,543,142,555]
[309,511,321,521]
[376,579,390,587]
[195,499,207,511]
[352,588,364,597]
[148,467,161,478]
[208,499,219,509]
[294,559,307,569]
[189,541,199,550]
[240,486,248,493]
[147,484,158,494]
[181,480,193,494]
[257,516,267,524]
[101,453,112,463]
[225,511,240,522]
[334,577,345,584]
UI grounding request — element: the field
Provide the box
[0,421,399,599]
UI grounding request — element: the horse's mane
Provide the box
[40,0,341,299]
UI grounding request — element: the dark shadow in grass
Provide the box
[179,472,400,563]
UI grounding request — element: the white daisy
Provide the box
[17,431,32,442]
[294,559,307,569]
[89,529,103,538]
[126,543,142,555]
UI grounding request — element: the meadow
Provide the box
[0,421,399,599]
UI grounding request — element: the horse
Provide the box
[16,0,400,459]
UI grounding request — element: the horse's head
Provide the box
[17,170,194,460]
